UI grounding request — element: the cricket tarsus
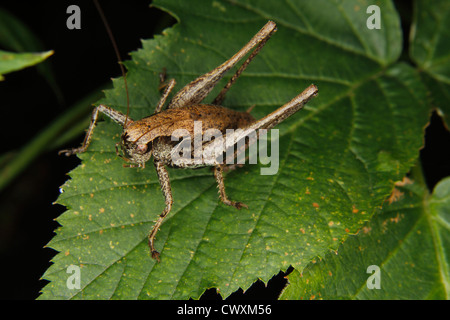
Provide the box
[60,19,318,263]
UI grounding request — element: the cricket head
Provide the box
[117,129,153,166]
[117,113,179,166]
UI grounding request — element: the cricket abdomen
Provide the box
[124,104,254,145]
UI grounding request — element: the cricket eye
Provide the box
[135,144,148,154]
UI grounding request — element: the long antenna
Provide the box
[93,0,130,128]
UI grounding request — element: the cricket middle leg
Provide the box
[148,161,173,262]
[214,165,248,210]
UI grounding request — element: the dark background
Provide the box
[0,0,448,300]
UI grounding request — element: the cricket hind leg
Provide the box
[214,165,248,209]
[148,161,173,262]
[167,21,277,109]
[211,31,273,106]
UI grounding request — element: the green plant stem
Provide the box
[0,85,109,192]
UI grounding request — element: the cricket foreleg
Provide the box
[214,165,248,209]
[59,104,133,156]
[148,161,173,262]
[158,67,167,91]
[154,78,176,114]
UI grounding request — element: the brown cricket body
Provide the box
[121,104,254,167]
[60,19,318,262]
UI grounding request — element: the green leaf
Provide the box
[410,0,450,127]
[0,8,64,103]
[0,49,53,81]
[279,175,450,300]
[40,0,430,299]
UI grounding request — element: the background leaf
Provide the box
[279,175,450,300]
[0,8,64,103]
[410,0,450,128]
[40,0,430,299]
[0,49,53,81]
